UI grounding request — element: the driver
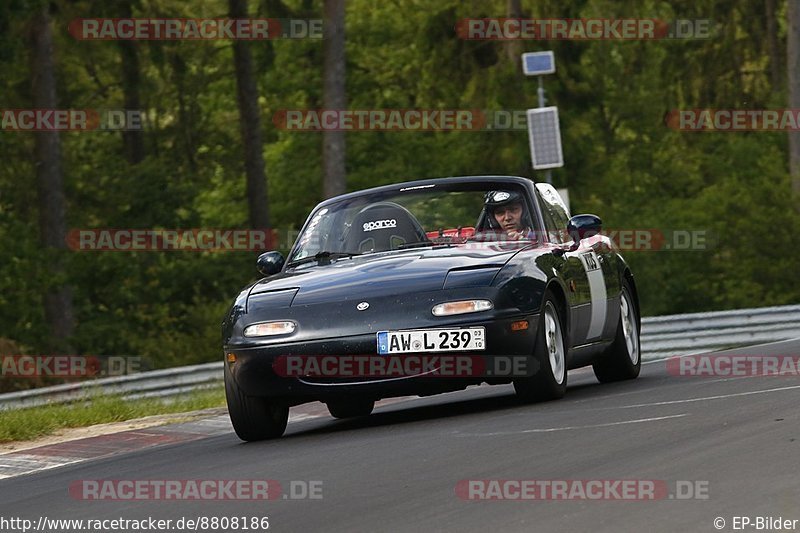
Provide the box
[483,190,535,241]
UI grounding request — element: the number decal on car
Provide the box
[582,252,599,271]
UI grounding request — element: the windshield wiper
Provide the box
[397,241,457,250]
[396,241,434,250]
[286,250,363,268]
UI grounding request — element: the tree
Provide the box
[789,0,800,198]
[322,0,347,198]
[505,0,523,65]
[118,0,145,165]
[29,2,74,351]
[229,0,270,228]
[766,0,781,93]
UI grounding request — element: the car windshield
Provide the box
[287,181,538,265]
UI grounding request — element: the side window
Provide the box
[549,201,570,241]
[535,191,563,243]
[535,184,571,244]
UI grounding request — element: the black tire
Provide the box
[513,291,568,402]
[326,399,375,419]
[592,279,641,383]
[225,365,289,441]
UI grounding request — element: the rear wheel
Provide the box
[225,366,289,441]
[514,292,568,402]
[592,280,641,383]
[327,399,375,419]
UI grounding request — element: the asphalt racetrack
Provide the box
[1,339,799,532]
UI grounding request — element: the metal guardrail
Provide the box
[1,304,799,410]
[641,304,800,360]
[0,363,222,411]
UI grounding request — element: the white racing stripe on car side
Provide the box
[581,250,607,340]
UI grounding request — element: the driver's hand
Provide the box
[507,229,526,240]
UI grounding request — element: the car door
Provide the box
[566,238,611,344]
[590,229,622,340]
[535,184,614,346]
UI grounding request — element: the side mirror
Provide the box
[256,251,285,276]
[567,214,602,244]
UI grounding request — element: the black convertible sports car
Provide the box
[223,176,641,440]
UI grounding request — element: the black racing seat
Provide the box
[342,202,429,254]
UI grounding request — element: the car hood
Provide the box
[249,244,527,306]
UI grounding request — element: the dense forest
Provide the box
[1,0,799,370]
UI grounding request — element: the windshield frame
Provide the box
[284,176,547,271]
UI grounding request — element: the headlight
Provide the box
[432,300,493,317]
[243,321,297,337]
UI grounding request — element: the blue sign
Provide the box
[522,51,555,76]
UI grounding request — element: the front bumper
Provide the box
[224,314,540,402]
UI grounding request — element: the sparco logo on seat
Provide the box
[362,219,397,232]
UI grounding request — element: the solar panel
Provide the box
[527,107,563,169]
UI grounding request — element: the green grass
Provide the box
[0,386,226,444]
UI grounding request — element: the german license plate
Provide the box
[377,327,485,354]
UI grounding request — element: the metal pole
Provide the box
[537,77,553,184]
[537,76,545,107]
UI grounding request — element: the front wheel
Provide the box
[225,365,289,441]
[592,280,641,383]
[514,293,568,402]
